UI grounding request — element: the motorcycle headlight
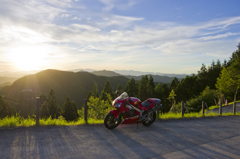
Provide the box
[115,103,122,108]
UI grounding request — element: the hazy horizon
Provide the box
[1,0,240,74]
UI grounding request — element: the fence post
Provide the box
[36,97,40,126]
[233,102,236,115]
[84,99,88,124]
[214,99,217,106]
[181,101,184,118]
[202,101,205,116]
[219,101,222,115]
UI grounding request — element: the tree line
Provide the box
[87,42,240,113]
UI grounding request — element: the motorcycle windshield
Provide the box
[117,92,129,100]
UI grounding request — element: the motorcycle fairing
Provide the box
[110,110,119,118]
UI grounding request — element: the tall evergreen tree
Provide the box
[91,82,99,98]
[0,95,16,118]
[138,75,149,101]
[62,96,79,121]
[100,80,113,101]
[39,90,61,118]
[116,84,124,94]
[155,83,163,99]
[125,78,137,97]
[161,83,171,113]
[170,77,179,91]
[147,75,155,97]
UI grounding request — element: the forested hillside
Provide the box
[0,69,129,117]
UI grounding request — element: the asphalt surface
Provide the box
[207,102,240,114]
[1,116,240,159]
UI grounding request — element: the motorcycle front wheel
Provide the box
[142,111,156,126]
[104,113,121,129]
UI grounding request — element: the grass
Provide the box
[0,116,105,128]
[159,111,240,120]
[1,108,240,128]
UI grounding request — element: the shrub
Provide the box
[87,94,114,119]
[62,96,79,121]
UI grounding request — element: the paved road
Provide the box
[1,116,240,159]
[207,102,240,114]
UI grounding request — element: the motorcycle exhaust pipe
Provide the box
[147,104,162,114]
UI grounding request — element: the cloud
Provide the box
[72,16,81,20]
[61,14,71,18]
[71,24,101,32]
[1,0,240,73]
[99,0,139,11]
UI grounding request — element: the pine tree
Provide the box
[170,77,179,91]
[0,95,16,118]
[91,82,99,98]
[155,83,163,99]
[116,84,124,94]
[138,75,149,101]
[147,75,155,97]
[62,96,79,121]
[39,90,61,119]
[100,80,113,101]
[125,78,137,97]
[161,83,171,113]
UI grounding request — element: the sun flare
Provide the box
[8,46,50,71]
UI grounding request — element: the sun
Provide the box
[8,46,49,71]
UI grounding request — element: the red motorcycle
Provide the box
[104,91,162,129]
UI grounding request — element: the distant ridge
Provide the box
[91,70,122,77]
[125,75,182,83]
[114,70,188,78]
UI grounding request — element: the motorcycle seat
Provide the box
[142,98,161,107]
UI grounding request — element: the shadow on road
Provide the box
[0,116,240,158]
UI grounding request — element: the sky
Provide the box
[1,0,240,74]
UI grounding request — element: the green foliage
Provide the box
[161,83,171,113]
[88,95,114,119]
[87,82,99,100]
[147,75,155,97]
[198,60,223,89]
[168,90,177,112]
[170,77,179,91]
[216,58,240,101]
[125,78,138,97]
[175,75,199,103]
[62,96,79,121]
[184,86,218,112]
[39,90,61,119]
[155,83,163,99]
[116,84,124,94]
[159,111,240,120]
[100,80,113,101]
[0,95,16,118]
[91,82,99,98]
[138,75,149,101]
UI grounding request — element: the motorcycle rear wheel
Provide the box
[104,113,121,129]
[142,112,156,126]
